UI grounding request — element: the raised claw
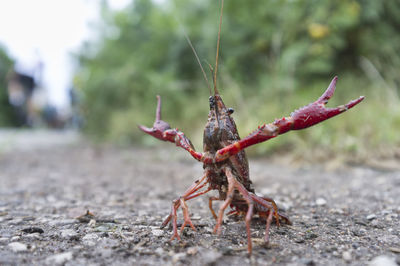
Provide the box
[289,76,365,130]
[138,96,207,162]
[214,76,365,162]
[138,95,172,141]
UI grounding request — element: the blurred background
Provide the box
[1,0,399,161]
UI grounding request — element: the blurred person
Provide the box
[7,69,36,126]
[6,50,46,127]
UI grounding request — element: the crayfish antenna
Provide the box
[183,31,212,95]
[213,0,224,95]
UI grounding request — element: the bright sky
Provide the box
[0,0,130,108]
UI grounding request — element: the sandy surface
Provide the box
[0,130,399,265]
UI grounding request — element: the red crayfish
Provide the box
[139,0,364,254]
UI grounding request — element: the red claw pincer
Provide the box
[286,76,364,131]
[138,95,173,141]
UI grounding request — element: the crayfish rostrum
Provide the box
[139,0,364,254]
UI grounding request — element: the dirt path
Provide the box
[0,130,399,265]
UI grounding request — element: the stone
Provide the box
[342,251,352,262]
[202,250,222,265]
[10,236,20,242]
[172,252,186,263]
[316,198,327,206]
[151,229,164,237]
[187,246,198,255]
[45,251,73,265]
[60,229,78,239]
[8,242,28,252]
[82,233,99,246]
[369,255,396,266]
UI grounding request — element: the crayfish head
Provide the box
[208,94,229,115]
[209,94,235,118]
[204,94,240,152]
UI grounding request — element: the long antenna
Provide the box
[183,32,212,95]
[213,0,224,95]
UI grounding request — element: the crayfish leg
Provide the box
[213,167,256,254]
[169,199,181,241]
[213,175,235,235]
[179,198,197,233]
[261,196,281,227]
[250,194,292,243]
[161,173,212,240]
[208,196,221,220]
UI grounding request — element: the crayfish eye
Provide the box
[227,108,234,115]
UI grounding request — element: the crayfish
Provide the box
[139,0,364,254]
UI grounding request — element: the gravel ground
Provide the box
[0,130,399,265]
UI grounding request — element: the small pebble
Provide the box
[332,251,339,257]
[388,247,400,253]
[276,200,292,211]
[8,218,23,225]
[82,234,99,246]
[155,247,164,256]
[8,242,28,252]
[369,255,396,266]
[370,219,383,228]
[202,250,222,264]
[88,219,96,227]
[25,233,41,240]
[45,251,73,265]
[316,198,327,206]
[138,210,147,216]
[151,229,164,237]
[187,246,198,255]
[299,258,315,266]
[97,248,112,258]
[172,252,186,263]
[60,229,78,239]
[367,214,376,221]
[342,251,352,262]
[205,226,214,234]
[10,236,20,242]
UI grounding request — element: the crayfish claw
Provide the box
[345,96,365,110]
[317,76,338,104]
[289,77,364,130]
[138,95,172,140]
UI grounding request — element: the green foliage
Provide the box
[76,0,400,156]
[0,44,17,126]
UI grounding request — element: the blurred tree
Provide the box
[0,44,17,126]
[75,0,400,154]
